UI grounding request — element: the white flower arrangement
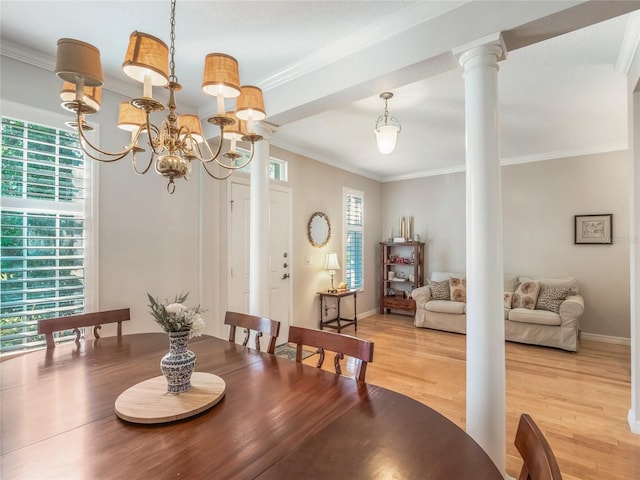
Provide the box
[147,293,206,338]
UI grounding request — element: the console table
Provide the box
[317,289,357,333]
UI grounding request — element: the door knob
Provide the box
[282,273,290,280]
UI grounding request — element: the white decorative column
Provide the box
[619,11,640,435]
[628,81,640,434]
[249,123,275,317]
[454,33,507,473]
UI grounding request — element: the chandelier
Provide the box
[55,0,265,193]
[374,92,401,155]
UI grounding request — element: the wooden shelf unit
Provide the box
[379,241,425,315]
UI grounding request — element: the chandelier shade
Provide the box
[202,53,241,99]
[177,114,205,144]
[374,91,401,155]
[60,82,102,113]
[223,111,248,140]
[122,32,169,87]
[55,38,103,87]
[236,86,266,121]
[54,0,265,193]
[117,102,146,132]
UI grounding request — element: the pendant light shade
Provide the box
[374,92,401,155]
[375,125,400,155]
[223,111,248,140]
[122,31,170,86]
[55,38,104,87]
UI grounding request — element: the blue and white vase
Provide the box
[160,330,196,393]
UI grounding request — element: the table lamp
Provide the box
[324,253,341,293]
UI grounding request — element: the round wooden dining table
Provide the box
[1,333,502,479]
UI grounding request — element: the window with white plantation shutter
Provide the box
[1,113,92,353]
[344,189,364,290]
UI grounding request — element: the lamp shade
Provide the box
[235,85,266,121]
[60,82,102,112]
[177,114,205,144]
[324,253,341,271]
[117,102,146,132]
[122,31,169,86]
[202,53,241,98]
[223,111,247,140]
[55,38,104,86]
[375,125,399,155]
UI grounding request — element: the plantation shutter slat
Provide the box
[1,116,86,352]
[345,191,364,290]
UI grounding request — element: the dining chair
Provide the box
[37,308,131,348]
[224,311,281,354]
[514,413,563,480]
[287,325,374,382]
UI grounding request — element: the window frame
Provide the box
[1,100,99,352]
[343,187,364,291]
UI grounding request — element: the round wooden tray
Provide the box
[114,371,226,424]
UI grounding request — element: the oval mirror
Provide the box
[308,211,331,248]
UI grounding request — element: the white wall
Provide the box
[271,145,383,329]
[383,151,631,338]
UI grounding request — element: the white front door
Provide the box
[228,181,291,347]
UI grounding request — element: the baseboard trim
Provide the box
[359,308,378,319]
[580,332,630,345]
[628,409,640,435]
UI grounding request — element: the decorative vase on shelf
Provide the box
[160,330,196,393]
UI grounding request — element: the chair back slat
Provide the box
[287,326,374,382]
[224,311,281,354]
[515,413,563,480]
[37,308,131,348]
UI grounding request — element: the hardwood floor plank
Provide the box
[301,313,640,480]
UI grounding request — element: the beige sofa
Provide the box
[411,272,584,351]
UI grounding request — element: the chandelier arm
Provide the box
[131,148,155,175]
[197,127,226,163]
[146,115,167,156]
[219,142,256,170]
[75,111,142,161]
[200,159,234,180]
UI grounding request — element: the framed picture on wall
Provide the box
[574,214,612,244]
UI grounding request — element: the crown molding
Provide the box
[257,1,470,92]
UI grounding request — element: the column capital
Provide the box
[254,121,278,141]
[453,32,507,69]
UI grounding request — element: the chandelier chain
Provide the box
[169,0,177,84]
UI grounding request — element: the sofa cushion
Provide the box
[536,285,570,314]
[512,281,541,310]
[519,276,578,294]
[504,292,513,309]
[449,276,467,302]
[429,280,450,300]
[426,300,466,315]
[508,308,561,326]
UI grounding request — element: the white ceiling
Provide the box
[1,1,639,181]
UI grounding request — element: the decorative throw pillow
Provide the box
[449,276,466,302]
[536,285,570,314]
[512,281,541,310]
[504,292,513,309]
[429,280,450,300]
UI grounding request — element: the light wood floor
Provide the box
[303,313,640,480]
